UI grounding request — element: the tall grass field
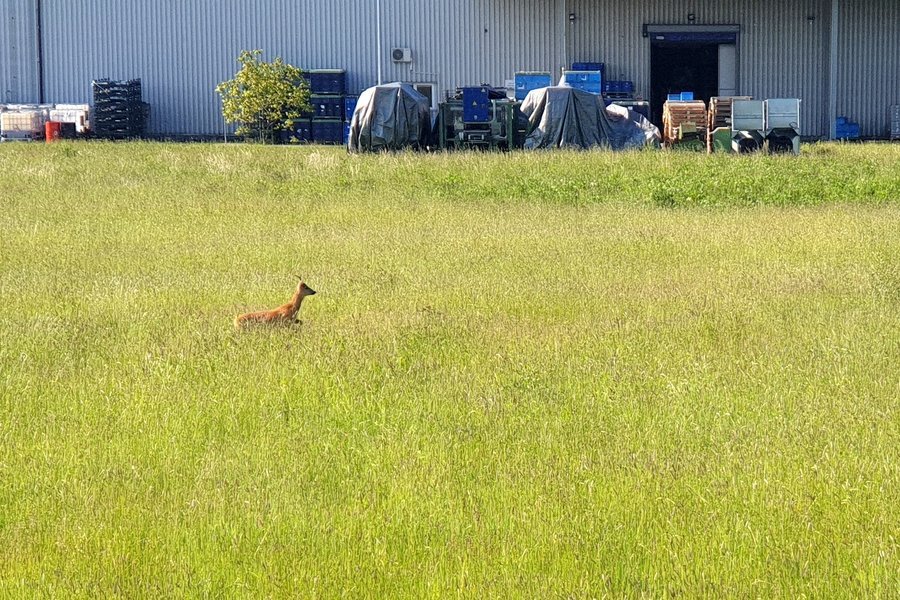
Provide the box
[1,142,898,597]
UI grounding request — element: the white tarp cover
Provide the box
[347,82,432,153]
[521,86,660,150]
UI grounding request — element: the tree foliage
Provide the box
[216,49,310,143]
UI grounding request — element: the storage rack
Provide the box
[92,79,146,139]
[309,69,346,144]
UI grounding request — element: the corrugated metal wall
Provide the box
[38,0,563,136]
[567,0,831,137]
[837,0,900,137]
[4,0,898,138]
[381,0,565,96]
[41,0,383,135]
[0,0,40,104]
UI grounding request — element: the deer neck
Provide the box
[288,290,306,316]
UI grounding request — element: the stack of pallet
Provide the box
[707,96,751,152]
[663,100,707,148]
[92,79,147,139]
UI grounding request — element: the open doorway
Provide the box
[645,26,740,127]
[650,43,718,125]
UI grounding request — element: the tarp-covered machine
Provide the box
[520,86,659,150]
[347,82,433,152]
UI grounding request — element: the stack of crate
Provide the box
[92,79,146,139]
[663,99,707,148]
[309,69,346,144]
[707,96,751,152]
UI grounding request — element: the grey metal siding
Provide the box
[380,0,564,97]
[567,0,831,137]
[7,0,899,138]
[39,0,562,136]
[42,0,382,135]
[0,0,39,104]
[837,0,900,137]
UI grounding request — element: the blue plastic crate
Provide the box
[561,70,602,95]
[311,95,344,119]
[344,96,358,121]
[308,70,346,95]
[603,80,635,95]
[667,92,695,102]
[571,62,605,77]
[514,72,552,101]
[343,122,351,144]
[462,87,491,123]
[835,121,860,140]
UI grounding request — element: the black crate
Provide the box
[310,95,344,119]
[308,70,346,95]
[279,119,313,143]
[311,119,343,144]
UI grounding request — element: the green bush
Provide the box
[216,49,311,143]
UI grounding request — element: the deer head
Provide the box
[293,275,316,296]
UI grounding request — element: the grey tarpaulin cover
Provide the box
[347,82,432,152]
[520,86,660,150]
[604,103,661,149]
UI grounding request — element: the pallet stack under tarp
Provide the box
[663,100,707,149]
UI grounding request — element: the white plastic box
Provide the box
[1,110,44,133]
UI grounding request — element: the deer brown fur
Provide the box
[235,276,316,329]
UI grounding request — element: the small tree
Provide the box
[216,49,310,143]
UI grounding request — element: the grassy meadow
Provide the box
[0,141,899,597]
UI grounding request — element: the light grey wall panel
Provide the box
[567,0,830,137]
[381,0,564,98]
[40,0,563,136]
[29,0,899,138]
[0,0,39,104]
[42,0,381,135]
[837,0,900,137]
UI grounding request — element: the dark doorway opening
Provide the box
[650,42,719,127]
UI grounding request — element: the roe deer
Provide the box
[234,276,316,329]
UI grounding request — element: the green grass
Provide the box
[1,142,898,597]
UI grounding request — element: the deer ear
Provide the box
[293,274,302,280]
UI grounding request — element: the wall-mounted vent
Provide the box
[391,47,412,63]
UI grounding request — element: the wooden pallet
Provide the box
[663,100,707,146]
[707,96,752,131]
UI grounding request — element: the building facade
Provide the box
[2,0,898,139]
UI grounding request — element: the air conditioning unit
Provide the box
[391,47,412,63]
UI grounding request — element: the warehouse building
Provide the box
[2,0,898,139]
